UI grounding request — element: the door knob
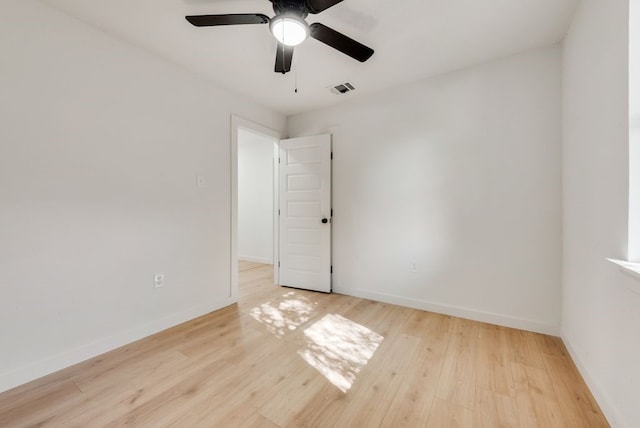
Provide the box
[321,218,329,224]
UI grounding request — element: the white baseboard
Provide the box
[561,333,625,428]
[333,286,559,336]
[238,256,273,264]
[0,296,236,394]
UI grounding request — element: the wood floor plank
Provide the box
[239,410,281,427]
[506,328,547,369]
[379,312,449,427]
[181,343,314,426]
[427,397,475,427]
[68,359,233,427]
[0,380,82,426]
[541,353,609,427]
[475,323,514,397]
[25,351,191,427]
[474,388,518,428]
[331,333,421,427]
[238,260,267,272]
[0,262,610,427]
[435,317,479,410]
[511,361,568,428]
[253,360,331,426]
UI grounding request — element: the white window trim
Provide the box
[607,258,640,293]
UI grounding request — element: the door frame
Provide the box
[231,115,282,300]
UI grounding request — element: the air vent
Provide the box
[329,81,356,95]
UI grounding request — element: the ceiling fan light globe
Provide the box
[270,15,309,47]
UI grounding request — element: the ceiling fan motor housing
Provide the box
[272,0,309,18]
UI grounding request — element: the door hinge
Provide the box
[278,209,281,215]
[278,261,280,267]
[330,266,333,273]
[331,152,333,160]
[278,157,281,164]
[331,209,333,217]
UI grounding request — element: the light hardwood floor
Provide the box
[0,262,608,427]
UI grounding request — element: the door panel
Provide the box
[279,134,331,292]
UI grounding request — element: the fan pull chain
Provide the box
[294,49,298,94]
[281,41,286,76]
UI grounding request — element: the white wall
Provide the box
[630,0,640,261]
[0,0,284,392]
[288,45,563,334]
[562,0,640,426]
[238,129,274,264]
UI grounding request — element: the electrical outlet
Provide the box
[154,273,165,288]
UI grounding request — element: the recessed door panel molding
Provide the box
[287,201,322,218]
[286,146,324,165]
[288,229,322,245]
[287,174,322,192]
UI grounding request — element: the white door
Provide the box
[278,134,332,292]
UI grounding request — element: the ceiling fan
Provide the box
[185,0,374,74]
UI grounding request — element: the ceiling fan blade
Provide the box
[309,23,374,62]
[185,14,269,27]
[275,44,294,74]
[305,0,344,14]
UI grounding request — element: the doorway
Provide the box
[231,117,333,298]
[238,128,276,265]
[231,116,281,300]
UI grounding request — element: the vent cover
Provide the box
[329,81,355,95]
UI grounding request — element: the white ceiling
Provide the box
[41,0,580,115]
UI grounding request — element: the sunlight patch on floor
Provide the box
[298,314,383,392]
[249,291,318,338]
